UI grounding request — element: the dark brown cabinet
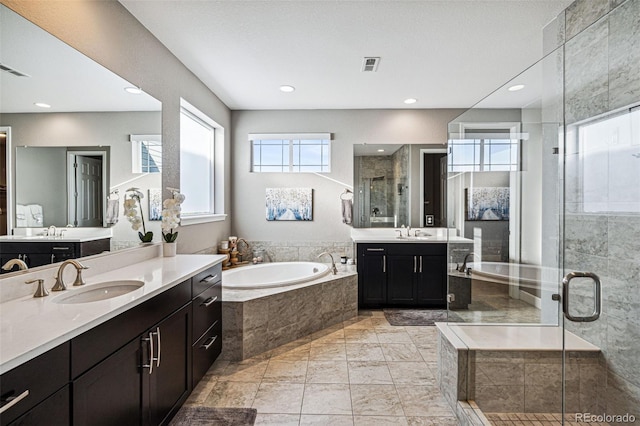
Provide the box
[358,243,446,308]
[1,262,222,426]
[0,342,70,426]
[0,239,110,273]
[191,264,222,386]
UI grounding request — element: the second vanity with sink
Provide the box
[352,228,472,308]
[0,246,226,426]
[0,228,113,273]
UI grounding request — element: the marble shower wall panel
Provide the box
[564,17,609,125]
[608,0,640,110]
[565,0,610,41]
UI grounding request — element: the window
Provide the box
[179,99,225,223]
[130,134,162,173]
[448,127,521,172]
[250,133,331,172]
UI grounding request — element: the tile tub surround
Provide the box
[222,265,358,361]
[436,324,601,419]
[245,240,354,263]
[0,250,227,374]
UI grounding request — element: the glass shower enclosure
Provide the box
[444,1,640,423]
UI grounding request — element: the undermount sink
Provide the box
[52,280,144,304]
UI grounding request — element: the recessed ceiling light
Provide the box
[34,102,51,108]
[125,86,143,94]
[377,149,385,152]
[508,84,525,92]
[404,98,417,104]
[280,85,295,93]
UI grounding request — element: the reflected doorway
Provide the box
[421,150,447,227]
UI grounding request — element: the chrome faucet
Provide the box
[52,259,89,291]
[47,225,57,237]
[2,258,29,271]
[317,252,338,275]
[457,252,477,275]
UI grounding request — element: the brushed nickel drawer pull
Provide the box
[201,335,218,350]
[0,390,30,414]
[201,296,218,307]
[52,246,70,251]
[366,248,384,252]
[200,274,218,283]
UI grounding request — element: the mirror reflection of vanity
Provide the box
[0,4,162,272]
[353,143,447,229]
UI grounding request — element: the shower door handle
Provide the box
[562,271,601,322]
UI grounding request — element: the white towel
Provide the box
[106,199,119,225]
[27,204,43,227]
[16,204,27,227]
[341,199,353,225]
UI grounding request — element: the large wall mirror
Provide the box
[353,143,447,228]
[0,4,162,250]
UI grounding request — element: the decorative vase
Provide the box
[163,242,177,257]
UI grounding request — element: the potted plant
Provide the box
[123,188,153,243]
[161,189,185,257]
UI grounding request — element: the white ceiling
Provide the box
[0,5,160,113]
[120,0,572,111]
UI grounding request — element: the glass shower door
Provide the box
[561,104,640,423]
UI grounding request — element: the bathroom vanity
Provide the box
[0,251,225,426]
[352,229,472,308]
[0,237,110,272]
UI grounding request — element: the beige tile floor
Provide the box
[185,310,459,425]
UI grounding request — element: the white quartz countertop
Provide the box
[0,254,226,374]
[350,228,472,244]
[352,235,472,243]
[0,235,110,243]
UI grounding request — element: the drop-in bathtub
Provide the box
[222,261,330,289]
[221,262,358,360]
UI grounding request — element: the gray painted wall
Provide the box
[230,109,463,244]
[2,0,232,254]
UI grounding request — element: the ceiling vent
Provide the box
[361,57,380,72]
[0,63,30,77]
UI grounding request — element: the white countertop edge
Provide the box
[0,254,227,375]
[0,235,111,243]
[351,237,472,243]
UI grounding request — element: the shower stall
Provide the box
[441,1,640,424]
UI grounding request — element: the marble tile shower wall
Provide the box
[557,0,640,417]
[247,240,353,263]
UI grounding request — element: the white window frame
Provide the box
[249,133,332,173]
[130,134,162,173]
[179,98,226,225]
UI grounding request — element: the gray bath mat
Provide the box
[169,406,257,426]
[383,309,448,326]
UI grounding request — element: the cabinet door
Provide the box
[386,255,416,305]
[73,339,142,426]
[416,255,447,307]
[358,248,387,307]
[146,303,191,426]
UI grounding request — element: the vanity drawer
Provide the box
[0,342,70,426]
[192,263,222,298]
[192,320,222,386]
[192,282,221,343]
